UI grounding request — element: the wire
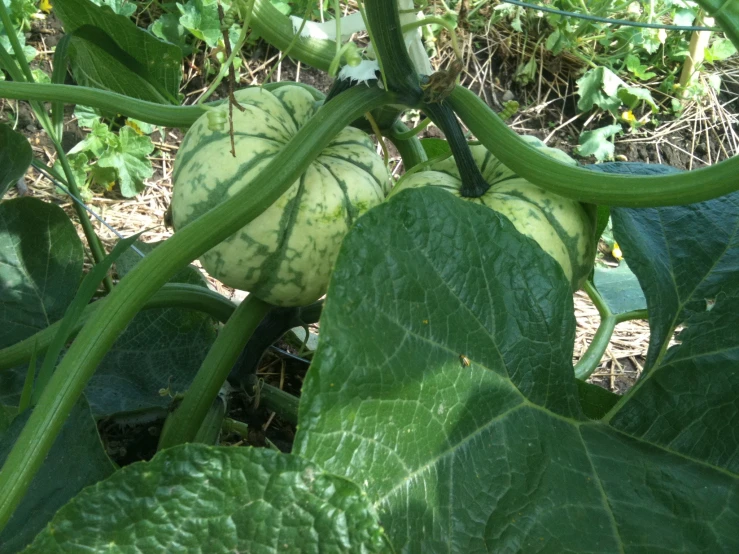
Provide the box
[30,163,147,258]
[500,0,721,32]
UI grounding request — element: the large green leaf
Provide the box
[295,188,738,553]
[612,192,739,369]
[85,302,217,416]
[0,123,32,198]
[25,444,386,552]
[0,198,83,349]
[53,0,182,103]
[608,287,739,472]
[0,396,114,553]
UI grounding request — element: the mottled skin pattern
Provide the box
[391,137,596,290]
[171,86,391,306]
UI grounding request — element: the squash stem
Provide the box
[422,101,490,198]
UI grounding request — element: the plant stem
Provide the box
[159,296,272,449]
[448,86,739,206]
[364,0,423,102]
[0,81,325,127]
[0,4,34,83]
[0,283,237,371]
[679,11,714,89]
[391,117,430,140]
[388,120,428,170]
[574,314,617,380]
[251,0,336,71]
[402,17,462,60]
[248,376,300,425]
[222,417,249,437]
[575,281,649,380]
[198,0,256,104]
[55,148,114,292]
[0,86,392,531]
[422,101,489,197]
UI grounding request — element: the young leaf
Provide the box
[705,37,737,63]
[177,0,223,48]
[617,86,658,112]
[612,190,739,370]
[0,123,32,198]
[149,13,189,52]
[95,126,155,197]
[89,0,136,17]
[576,124,622,161]
[24,445,386,552]
[295,187,738,552]
[0,397,114,553]
[576,66,623,113]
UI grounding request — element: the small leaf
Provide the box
[419,138,451,159]
[705,37,738,63]
[89,0,136,16]
[177,0,222,48]
[618,86,658,112]
[25,445,386,552]
[576,124,622,161]
[576,67,624,113]
[95,126,155,197]
[149,13,189,51]
[0,124,33,198]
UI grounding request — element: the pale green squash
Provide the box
[171,85,390,306]
[390,137,596,290]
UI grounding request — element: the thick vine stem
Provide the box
[364,0,424,102]
[0,81,325,127]
[449,86,739,206]
[0,86,394,531]
[0,284,237,371]
[158,295,272,449]
[422,101,490,197]
[251,0,335,72]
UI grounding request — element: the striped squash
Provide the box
[390,137,596,290]
[171,85,390,306]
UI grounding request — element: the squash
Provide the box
[390,137,596,290]
[171,85,390,306]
